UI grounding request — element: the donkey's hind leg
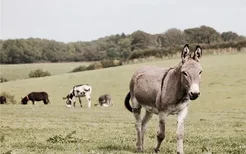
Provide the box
[43,99,48,105]
[109,99,113,106]
[141,110,153,150]
[73,101,76,107]
[85,94,91,108]
[131,96,143,152]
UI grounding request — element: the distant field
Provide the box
[0,53,246,154]
[0,62,91,81]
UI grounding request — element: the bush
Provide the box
[0,77,8,83]
[85,63,96,70]
[128,48,174,60]
[100,60,115,68]
[69,60,123,73]
[92,62,103,69]
[70,62,103,73]
[87,62,103,70]
[70,65,88,73]
[0,92,17,104]
[100,59,122,68]
[113,60,123,66]
[28,69,51,78]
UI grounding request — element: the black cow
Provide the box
[21,92,50,105]
[0,96,7,104]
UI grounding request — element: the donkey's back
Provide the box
[29,92,48,101]
[130,66,169,109]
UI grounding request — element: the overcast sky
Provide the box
[1,0,246,42]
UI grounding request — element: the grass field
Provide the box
[0,53,246,154]
[0,62,91,81]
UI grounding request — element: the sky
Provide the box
[1,0,246,43]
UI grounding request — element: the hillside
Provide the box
[0,53,245,153]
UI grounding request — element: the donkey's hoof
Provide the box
[136,148,143,153]
[154,148,160,153]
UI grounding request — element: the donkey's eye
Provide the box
[182,72,188,76]
[199,71,202,75]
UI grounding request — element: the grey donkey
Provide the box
[124,44,203,153]
[94,94,113,107]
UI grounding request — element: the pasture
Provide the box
[0,62,91,81]
[0,53,246,154]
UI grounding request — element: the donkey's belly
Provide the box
[76,94,85,97]
[142,105,159,114]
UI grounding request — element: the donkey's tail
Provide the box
[63,94,69,100]
[47,98,51,104]
[124,92,132,112]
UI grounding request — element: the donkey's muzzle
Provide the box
[189,92,200,100]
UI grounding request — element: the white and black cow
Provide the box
[63,84,92,108]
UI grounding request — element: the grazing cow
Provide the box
[63,84,92,108]
[0,96,7,104]
[21,92,50,105]
[94,94,113,107]
[124,44,203,153]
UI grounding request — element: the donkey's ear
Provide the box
[181,44,190,62]
[193,45,202,61]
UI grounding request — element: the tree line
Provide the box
[0,25,245,64]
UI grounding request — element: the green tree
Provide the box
[131,30,151,51]
[118,38,131,59]
[184,25,222,44]
[158,28,185,47]
[221,31,244,42]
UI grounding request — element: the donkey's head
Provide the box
[180,44,202,100]
[63,95,72,107]
[21,96,29,105]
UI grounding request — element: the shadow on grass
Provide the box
[98,144,136,153]
[98,144,175,154]
[13,142,65,151]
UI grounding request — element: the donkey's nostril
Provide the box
[189,92,200,100]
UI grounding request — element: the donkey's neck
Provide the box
[162,64,188,104]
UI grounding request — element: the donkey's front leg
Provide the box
[176,107,188,154]
[43,100,47,105]
[78,97,82,107]
[154,111,167,153]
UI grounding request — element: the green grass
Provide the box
[0,53,246,154]
[0,62,91,81]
